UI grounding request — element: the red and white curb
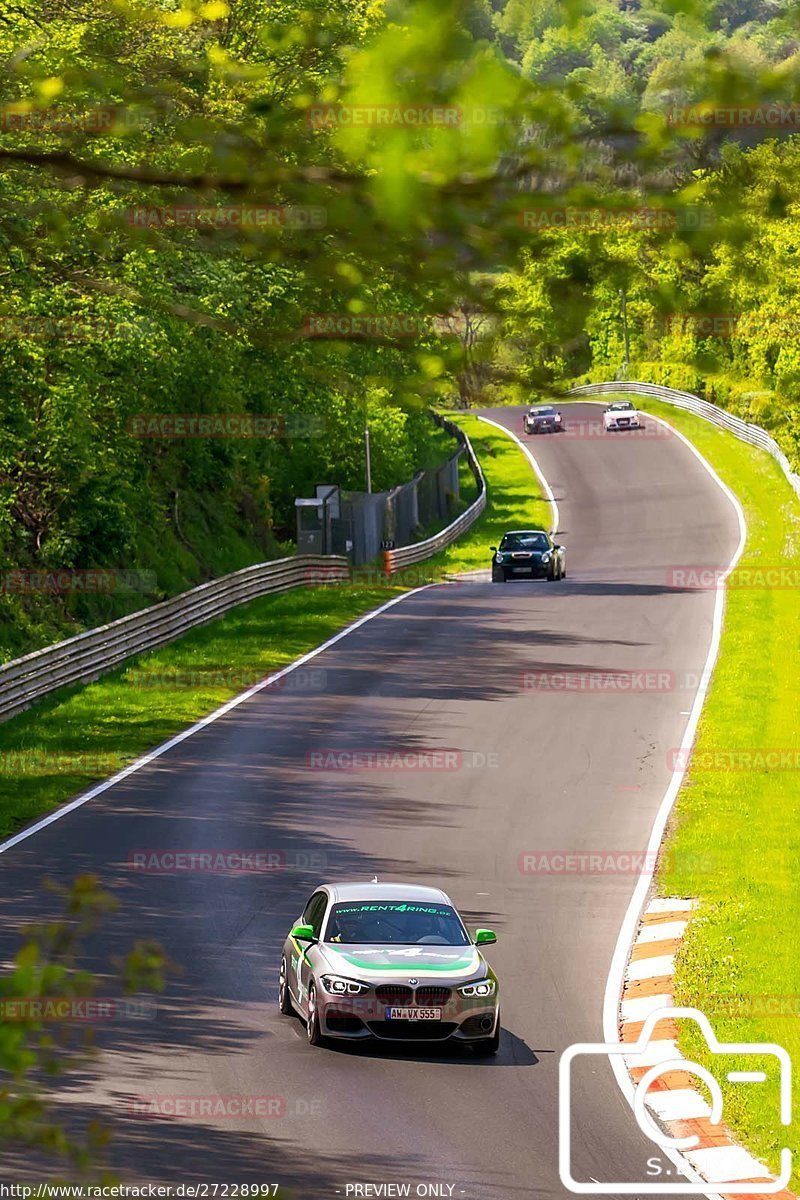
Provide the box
[621,898,794,1198]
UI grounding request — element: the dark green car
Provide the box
[491,529,566,582]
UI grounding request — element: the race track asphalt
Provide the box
[0,402,742,1199]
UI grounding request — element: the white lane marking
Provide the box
[626,954,675,982]
[645,1088,713,1121]
[684,1146,772,1184]
[727,1071,767,1083]
[638,921,688,944]
[0,586,435,858]
[476,414,560,535]
[598,402,747,1200]
[647,897,694,913]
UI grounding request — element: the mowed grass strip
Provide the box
[0,413,548,840]
[615,395,800,1182]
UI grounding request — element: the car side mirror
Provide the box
[291,923,316,942]
[490,546,497,552]
[475,929,497,946]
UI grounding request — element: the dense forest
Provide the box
[1,0,799,652]
[491,0,800,461]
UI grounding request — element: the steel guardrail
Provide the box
[382,415,487,573]
[569,381,800,499]
[0,555,349,723]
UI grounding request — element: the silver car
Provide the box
[279,882,500,1054]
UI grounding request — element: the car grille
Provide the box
[414,986,451,1005]
[375,984,413,1004]
[367,1020,457,1041]
[618,418,630,426]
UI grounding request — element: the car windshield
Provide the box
[530,406,555,415]
[325,900,469,946]
[609,402,634,411]
[500,532,549,551]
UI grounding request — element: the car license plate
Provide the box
[512,566,530,573]
[385,1007,442,1020]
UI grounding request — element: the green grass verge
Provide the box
[0,413,547,841]
[596,393,800,1182]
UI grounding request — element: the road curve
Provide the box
[0,402,741,1197]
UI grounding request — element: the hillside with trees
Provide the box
[2,0,800,655]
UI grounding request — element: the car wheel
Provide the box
[279,956,294,1015]
[306,982,325,1046]
[561,562,567,580]
[546,563,556,581]
[472,1019,501,1057]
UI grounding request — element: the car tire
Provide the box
[547,563,556,581]
[472,1019,501,1057]
[561,562,567,580]
[306,982,325,1046]
[279,956,294,1015]
[492,568,506,583]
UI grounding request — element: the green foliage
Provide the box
[0,875,168,1171]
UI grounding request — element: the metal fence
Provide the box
[0,417,486,720]
[569,381,800,499]
[383,414,486,573]
[0,555,349,723]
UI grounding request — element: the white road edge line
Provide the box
[0,585,436,858]
[596,403,747,1198]
[476,414,560,534]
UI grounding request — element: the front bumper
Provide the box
[496,559,550,578]
[606,418,640,429]
[316,991,499,1043]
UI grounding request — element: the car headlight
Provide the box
[495,552,505,564]
[320,975,369,995]
[541,552,551,564]
[555,413,562,423]
[458,979,496,998]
